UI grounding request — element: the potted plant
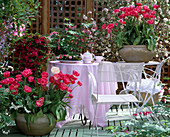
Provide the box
[48,18,91,61]
[12,33,52,75]
[0,67,82,135]
[84,1,169,62]
[100,3,161,62]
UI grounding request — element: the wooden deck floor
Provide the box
[1,107,168,137]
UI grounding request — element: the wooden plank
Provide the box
[62,129,71,137]
[76,128,85,137]
[48,128,58,137]
[54,128,63,137]
[69,129,77,137]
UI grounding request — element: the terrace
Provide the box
[0,0,169,137]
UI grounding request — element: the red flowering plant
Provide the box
[101,3,160,51]
[11,33,51,75]
[0,66,82,127]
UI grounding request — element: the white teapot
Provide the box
[81,51,94,64]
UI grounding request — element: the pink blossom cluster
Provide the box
[101,3,159,34]
[117,3,159,25]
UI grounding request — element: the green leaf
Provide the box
[44,101,52,106]
[133,36,141,45]
[24,113,31,129]
[46,114,55,127]
[37,109,44,118]
[146,39,151,50]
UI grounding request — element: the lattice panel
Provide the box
[50,0,86,29]
[93,0,105,24]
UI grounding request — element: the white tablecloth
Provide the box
[46,61,118,127]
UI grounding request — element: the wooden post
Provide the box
[86,0,93,21]
[41,0,50,34]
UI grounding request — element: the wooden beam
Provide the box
[41,0,50,34]
[86,0,93,21]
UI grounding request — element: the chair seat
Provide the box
[126,79,162,94]
[92,94,140,104]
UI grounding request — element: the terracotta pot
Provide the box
[119,45,155,62]
[15,113,56,136]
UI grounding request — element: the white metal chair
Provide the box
[88,62,143,136]
[126,57,170,108]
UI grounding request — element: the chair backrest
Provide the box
[143,57,170,84]
[97,62,144,88]
[154,57,170,82]
[97,62,144,90]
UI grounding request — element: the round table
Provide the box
[46,61,118,127]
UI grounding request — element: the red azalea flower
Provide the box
[36,100,43,107]
[53,73,60,81]
[32,51,38,56]
[69,94,73,99]
[3,71,10,78]
[28,76,34,82]
[37,77,44,85]
[108,24,114,29]
[102,24,107,29]
[77,81,82,86]
[143,13,150,20]
[49,76,54,83]
[11,89,18,95]
[42,86,47,91]
[146,111,151,114]
[24,85,32,93]
[0,85,2,88]
[138,112,142,115]
[2,79,9,85]
[123,131,129,134]
[35,39,40,43]
[54,80,60,86]
[150,10,156,15]
[66,88,72,93]
[115,23,118,26]
[40,77,48,86]
[143,112,147,116]
[114,9,119,13]
[41,72,48,78]
[71,80,75,84]
[136,3,142,6]
[133,113,137,116]
[63,77,71,85]
[60,83,68,91]
[39,97,45,103]
[21,68,33,77]
[147,19,154,25]
[73,70,80,77]
[153,4,159,9]
[119,14,125,19]
[107,29,111,33]
[8,77,15,84]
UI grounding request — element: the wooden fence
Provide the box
[28,0,169,87]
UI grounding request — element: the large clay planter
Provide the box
[119,45,155,62]
[15,113,56,136]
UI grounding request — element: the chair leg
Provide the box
[91,103,99,137]
[128,103,132,117]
